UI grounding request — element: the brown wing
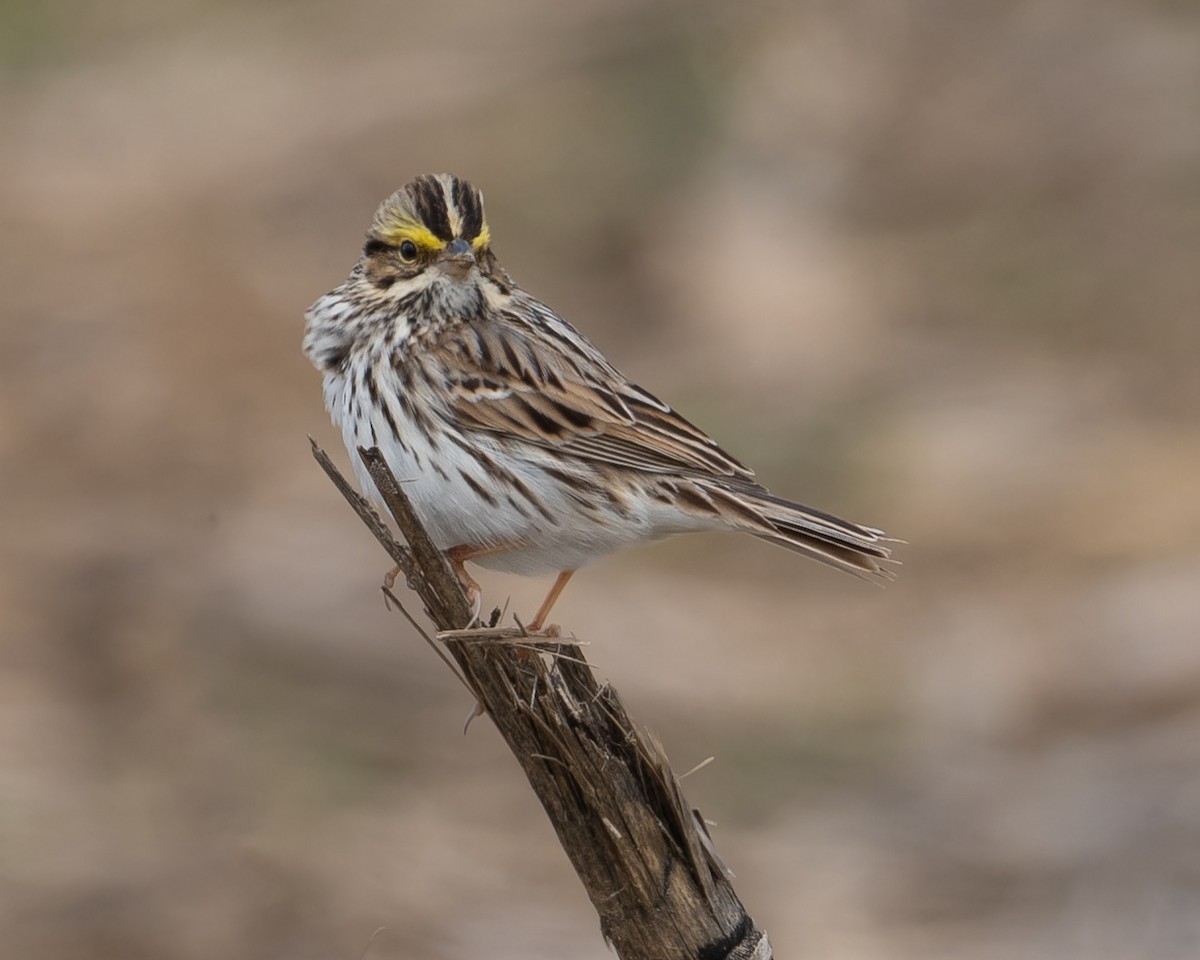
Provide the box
[426,304,758,483]
[420,298,895,583]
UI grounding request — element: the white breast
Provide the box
[321,363,711,576]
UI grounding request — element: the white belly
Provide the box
[324,371,711,575]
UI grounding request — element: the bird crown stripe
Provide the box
[452,177,486,241]
[413,176,455,240]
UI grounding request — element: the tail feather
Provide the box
[756,526,895,583]
[701,481,895,582]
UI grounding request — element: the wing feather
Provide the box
[430,302,756,482]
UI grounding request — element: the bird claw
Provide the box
[462,699,485,733]
[383,563,401,590]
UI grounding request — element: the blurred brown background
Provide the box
[3,1,1199,957]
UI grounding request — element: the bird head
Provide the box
[304,174,513,373]
[360,173,499,294]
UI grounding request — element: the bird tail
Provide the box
[698,482,896,582]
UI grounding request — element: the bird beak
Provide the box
[436,237,476,280]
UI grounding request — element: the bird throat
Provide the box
[425,271,484,323]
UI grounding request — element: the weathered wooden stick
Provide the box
[311,441,773,960]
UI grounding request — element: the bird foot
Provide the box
[383,563,401,590]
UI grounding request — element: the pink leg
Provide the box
[527,570,576,633]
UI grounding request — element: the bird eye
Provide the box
[398,239,418,262]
